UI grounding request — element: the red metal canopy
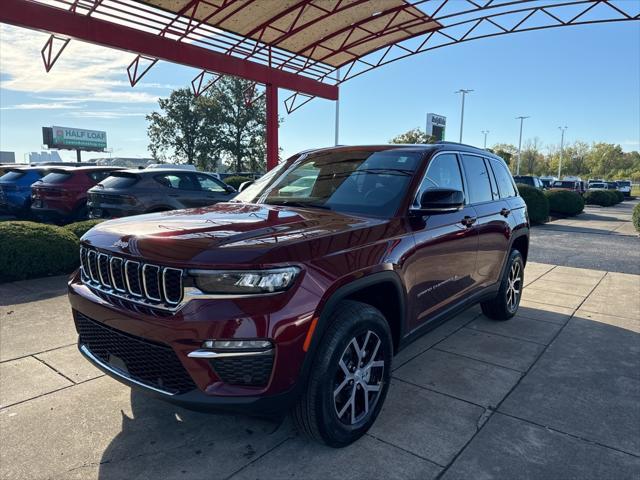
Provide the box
[1,0,638,170]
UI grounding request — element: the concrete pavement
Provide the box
[1,262,639,480]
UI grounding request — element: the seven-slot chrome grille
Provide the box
[80,246,183,310]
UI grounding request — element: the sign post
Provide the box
[426,113,446,141]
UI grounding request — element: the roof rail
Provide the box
[435,141,487,150]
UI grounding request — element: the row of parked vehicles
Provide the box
[0,163,242,223]
[513,175,632,197]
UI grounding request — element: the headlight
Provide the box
[189,267,300,294]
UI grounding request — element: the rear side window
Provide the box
[154,173,198,190]
[491,159,517,198]
[100,174,139,189]
[0,171,26,182]
[461,155,493,204]
[415,153,464,205]
[41,171,73,184]
[196,174,226,192]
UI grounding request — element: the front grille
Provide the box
[211,354,274,387]
[75,312,196,394]
[80,246,184,310]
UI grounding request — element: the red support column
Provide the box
[266,83,278,171]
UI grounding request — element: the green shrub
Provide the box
[584,189,616,206]
[613,190,624,204]
[65,219,104,239]
[633,203,640,233]
[516,184,548,224]
[0,221,79,282]
[544,189,584,216]
[223,176,252,189]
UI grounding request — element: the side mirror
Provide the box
[413,188,464,214]
[238,181,254,193]
[224,184,237,193]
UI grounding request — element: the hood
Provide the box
[82,202,393,266]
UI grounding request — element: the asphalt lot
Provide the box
[529,199,639,274]
[1,261,639,480]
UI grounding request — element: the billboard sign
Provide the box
[426,113,446,141]
[43,126,107,151]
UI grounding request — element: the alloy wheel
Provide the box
[333,330,385,425]
[506,261,522,312]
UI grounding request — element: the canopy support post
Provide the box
[266,83,278,171]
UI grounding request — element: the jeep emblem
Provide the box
[113,239,129,249]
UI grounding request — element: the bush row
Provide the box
[633,203,640,233]
[516,184,549,224]
[0,219,104,282]
[584,189,624,206]
[544,189,584,216]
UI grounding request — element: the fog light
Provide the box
[202,339,272,350]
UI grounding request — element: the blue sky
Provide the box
[0,19,638,164]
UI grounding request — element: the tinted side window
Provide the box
[415,153,464,206]
[491,159,517,198]
[155,174,198,190]
[88,171,112,182]
[196,174,225,192]
[461,154,493,204]
[484,158,499,199]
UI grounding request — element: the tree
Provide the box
[489,143,517,166]
[146,88,221,170]
[390,127,436,144]
[147,77,270,173]
[520,138,544,175]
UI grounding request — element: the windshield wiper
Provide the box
[267,200,332,210]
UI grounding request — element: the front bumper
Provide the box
[68,271,319,414]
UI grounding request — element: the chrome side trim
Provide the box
[142,264,161,301]
[187,348,274,359]
[79,344,175,396]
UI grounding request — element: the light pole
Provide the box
[557,126,567,179]
[455,89,473,143]
[515,116,529,175]
[481,130,489,149]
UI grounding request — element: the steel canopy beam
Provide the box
[0,0,338,101]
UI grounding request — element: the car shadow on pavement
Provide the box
[96,389,291,479]
[0,274,70,306]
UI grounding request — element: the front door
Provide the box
[406,152,479,332]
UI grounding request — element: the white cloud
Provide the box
[69,110,148,119]
[0,102,81,110]
[0,24,161,105]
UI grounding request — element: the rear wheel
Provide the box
[481,249,524,321]
[292,300,392,447]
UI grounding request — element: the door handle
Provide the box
[500,208,511,217]
[461,216,477,227]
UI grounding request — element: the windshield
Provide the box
[41,171,72,184]
[235,149,422,217]
[553,181,575,188]
[0,171,27,182]
[618,181,631,186]
[99,173,140,189]
[589,183,605,188]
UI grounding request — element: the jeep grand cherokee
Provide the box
[68,143,529,447]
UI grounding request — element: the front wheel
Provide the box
[481,249,524,321]
[292,300,392,447]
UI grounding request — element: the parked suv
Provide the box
[87,168,236,218]
[31,166,121,222]
[0,166,50,216]
[616,180,632,197]
[513,175,545,189]
[69,144,529,447]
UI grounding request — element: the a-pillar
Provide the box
[266,83,278,171]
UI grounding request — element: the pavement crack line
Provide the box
[224,436,293,480]
[365,432,447,469]
[32,354,76,385]
[434,272,610,480]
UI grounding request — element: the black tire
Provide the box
[292,300,393,447]
[481,249,524,321]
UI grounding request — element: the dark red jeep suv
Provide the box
[68,143,529,447]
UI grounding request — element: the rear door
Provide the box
[194,173,234,206]
[406,152,479,331]
[154,173,203,208]
[460,154,510,289]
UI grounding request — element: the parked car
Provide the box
[551,180,585,194]
[0,166,51,216]
[69,143,529,447]
[513,175,545,189]
[587,182,608,190]
[31,166,121,222]
[606,181,619,191]
[616,180,632,197]
[87,168,237,219]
